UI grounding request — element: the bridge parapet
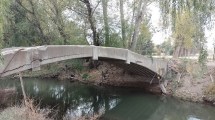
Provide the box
[0,45,168,78]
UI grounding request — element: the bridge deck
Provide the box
[0,45,168,82]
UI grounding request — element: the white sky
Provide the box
[148,2,214,51]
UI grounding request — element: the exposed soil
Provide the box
[81,62,161,93]
[166,61,215,104]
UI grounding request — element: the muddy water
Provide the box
[0,78,215,120]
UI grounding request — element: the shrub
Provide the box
[82,73,90,81]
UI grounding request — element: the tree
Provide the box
[80,0,100,46]
[129,0,153,51]
[102,0,110,46]
[136,22,153,56]
[159,0,214,62]
[46,0,69,45]
[129,0,144,51]
[15,0,50,45]
[172,11,196,58]
[3,0,43,46]
[160,39,173,55]
[0,0,9,48]
[119,0,126,48]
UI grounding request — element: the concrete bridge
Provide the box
[0,45,168,82]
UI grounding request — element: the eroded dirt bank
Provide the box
[78,62,161,93]
[19,60,162,93]
[166,60,215,104]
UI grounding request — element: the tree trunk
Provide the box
[213,44,215,60]
[130,0,145,51]
[127,0,137,48]
[102,0,110,46]
[119,0,126,48]
[82,0,99,46]
[173,45,182,58]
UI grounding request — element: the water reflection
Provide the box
[0,78,121,119]
[0,78,215,120]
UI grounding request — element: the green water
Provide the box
[0,78,215,120]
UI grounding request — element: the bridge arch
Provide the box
[0,45,167,82]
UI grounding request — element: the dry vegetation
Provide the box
[0,88,16,108]
[167,60,215,103]
[203,83,215,103]
[0,99,51,120]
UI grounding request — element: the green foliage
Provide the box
[82,73,90,81]
[173,11,195,49]
[106,33,123,48]
[160,0,213,59]
[136,22,153,56]
[159,0,215,30]
[69,59,85,72]
[1,0,87,47]
[160,39,174,55]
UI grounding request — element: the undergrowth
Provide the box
[0,98,52,120]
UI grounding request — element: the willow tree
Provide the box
[159,0,215,63]
[45,0,69,45]
[2,0,44,46]
[173,11,196,58]
[15,0,50,45]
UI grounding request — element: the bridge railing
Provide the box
[0,45,168,77]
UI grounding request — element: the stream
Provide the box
[0,78,215,120]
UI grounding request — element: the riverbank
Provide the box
[166,60,215,105]
[18,60,162,93]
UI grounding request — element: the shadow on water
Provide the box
[0,78,215,120]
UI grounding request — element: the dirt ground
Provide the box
[79,62,162,93]
[167,61,215,103]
